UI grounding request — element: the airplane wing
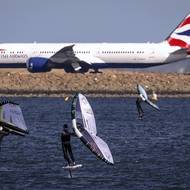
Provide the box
[76,54,105,64]
[49,45,82,71]
[49,44,104,72]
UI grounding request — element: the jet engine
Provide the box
[26,57,51,72]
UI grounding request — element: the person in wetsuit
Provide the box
[61,124,76,166]
[0,126,9,151]
[136,96,144,119]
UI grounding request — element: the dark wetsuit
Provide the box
[0,128,9,151]
[136,97,144,119]
[61,130,75,165]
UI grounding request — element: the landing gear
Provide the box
[90,68,102,73]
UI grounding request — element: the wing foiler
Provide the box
[137,84,160,111]
[71,93,114,165]
[0,102,28,136]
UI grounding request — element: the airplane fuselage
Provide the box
[0,42,185,63]
[0,42,188,72]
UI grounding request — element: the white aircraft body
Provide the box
[0,12,190,73]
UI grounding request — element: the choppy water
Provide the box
[0,97,190,190]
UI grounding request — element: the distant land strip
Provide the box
[1,69,190,97]
[1,89,190,97]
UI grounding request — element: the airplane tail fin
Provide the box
[167,13,190,48]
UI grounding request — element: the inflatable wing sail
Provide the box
[71,93,114,165]
[146,99,160,111]
[0,102,28,136]
[137,84,160,111]
[137,84,148,100]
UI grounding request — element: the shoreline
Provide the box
[1,89,190,98]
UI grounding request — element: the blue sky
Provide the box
[0,0,190,43]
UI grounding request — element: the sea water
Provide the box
[0,97,190,190]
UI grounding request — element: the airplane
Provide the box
[0,12,190,73]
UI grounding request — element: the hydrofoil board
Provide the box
[62,164,82,170]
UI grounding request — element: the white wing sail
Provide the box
[137,84,160,111]
[92,135,114,164]
[78,93,97,135]
[0,102,28,135]
[137,84,148,100]
[146,99,160,110]
[71,93,114,165]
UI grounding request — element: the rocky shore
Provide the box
[0,69,190,97]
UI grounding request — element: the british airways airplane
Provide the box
[0,12,190,73]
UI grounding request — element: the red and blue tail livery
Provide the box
[167,13,190,48]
